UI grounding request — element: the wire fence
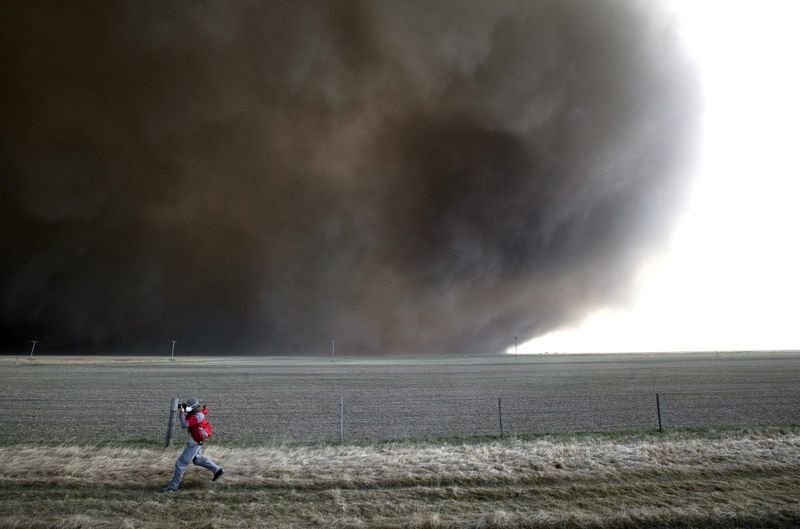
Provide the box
[270,391,800,442]
[4,354,800,444]
[2,391,799,444]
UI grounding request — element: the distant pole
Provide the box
[498,398,505,437]
[338,395,344,443]
[29,340,38,358]
[514,336,518,356]
[165,398,179,447]
[656,393,663,432]
[331,339,335,362]
[171,340,177,360]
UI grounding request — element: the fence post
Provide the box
[498,398,505,438]
[338,395,344,443]
[656,393,663,432]
[165,397,178,447]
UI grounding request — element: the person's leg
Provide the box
[191,445,222,475]
[166,444,201,491]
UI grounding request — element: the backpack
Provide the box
[188,408,214,443]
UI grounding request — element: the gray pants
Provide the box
[167,443,221,490]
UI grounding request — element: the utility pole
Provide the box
[331,338,335,362]
[514,336,518,357]
[171,340,177,360]
[29,340,38,358]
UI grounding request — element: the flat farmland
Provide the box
[1,352,799,444]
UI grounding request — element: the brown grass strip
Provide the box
[1,429,799,528]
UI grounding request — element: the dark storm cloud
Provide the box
[0,0,698,354]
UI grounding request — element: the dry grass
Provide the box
[1,428,800,528]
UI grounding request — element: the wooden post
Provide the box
[498,398,505,438]
[165,398,178,447]
[338,395,344,443]
[656,393,663,433]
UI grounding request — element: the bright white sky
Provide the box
[517,0,800,353]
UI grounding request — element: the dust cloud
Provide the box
[0,0,698,354]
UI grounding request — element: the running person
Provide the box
[162,397,224,492]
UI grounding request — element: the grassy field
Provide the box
[1,352,799,443]
[2,355,800,527]
[1,427,800,528]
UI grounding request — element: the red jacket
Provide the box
[185,407,213,443]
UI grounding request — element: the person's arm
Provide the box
[178,409,189,428]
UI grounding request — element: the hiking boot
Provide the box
[212,468,224,482]
[160,486,177,493]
